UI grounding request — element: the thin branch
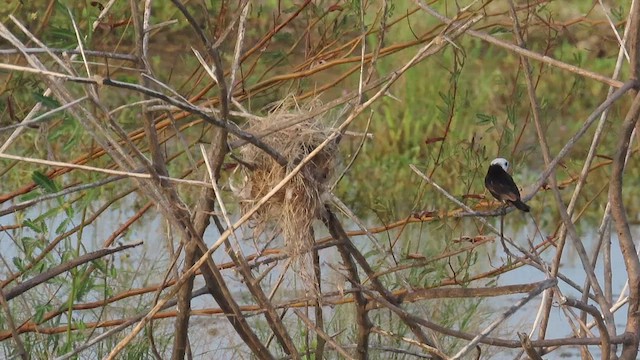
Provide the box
[0,175,125,217]
[0,152,211,188]
[506,2,616,353]
[0,289,27,360]
[294,309,355,360]
[0,47,138,61]
[0,96,88,133]
[608,92,640,359]
[200,144,299,358]
[561,297,610,359]
[450,278,555,359]
[4,242,143,301]
[414,1,625,88]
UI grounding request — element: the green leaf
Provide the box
[18,191,40,202]
[24,219,45,234]
[62,201,74,218]
[33,304,51,323]
[438,91,451,106]
[46,26,77,49]
[32,171,59,194]
[475,113,496,125]
[35,261,47,274]
[33,207,59,226]
[55,218,70,235]
[273,32,294,45]
[262,50,286,65]
[506,105,517,125]
[488,27,510,35]
[282,5,299,13]
[21,236,38,255]
[32,92,61,109]
[75,277,95,301]
[93,259,107,274]
[12,257,24,271]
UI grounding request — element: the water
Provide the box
[1,200,636,359]
[485,223,635,359]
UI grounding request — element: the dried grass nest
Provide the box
[230,100,338,259]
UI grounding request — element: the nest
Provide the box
[231,98,337,268]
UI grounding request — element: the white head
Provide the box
[490,157,509,172]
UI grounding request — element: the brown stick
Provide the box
[609,93,640,359]
[312,228,326,359]
[414,1,624,88]
[322,209,372,360]
[506,3,618,357]
[4,242,142,301]
[517,332,543,360]
[294,309,355,360]
[322,208,443,358]
[0,288,27,360]
[561,297,611,359]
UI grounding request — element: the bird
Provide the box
[484,157,530,212]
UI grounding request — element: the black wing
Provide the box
[484,166,521,202]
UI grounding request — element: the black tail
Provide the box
[512,199,530,212]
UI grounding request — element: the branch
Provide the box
[608,91,640,359]
[560,297,610,360]
[415,0,625,88]
[294,310,355,360]
[4,242,142,301]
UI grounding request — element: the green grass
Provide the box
[1,1,638,358]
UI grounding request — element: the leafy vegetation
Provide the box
[0,0,638,359]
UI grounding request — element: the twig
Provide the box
[0,59,288,166]
[450,278,556,359]
[105,60,365,355]
[66,10,91,77]
[560,297,610,359]
[294,309,355,360]
[505,1,616,353]
[534,0,637,340]
[322,208,441,356]
[52,286,211,360]
[517,332,542,360]
[0,152,211,188]
[9,15,74,75]
[311,237,325,359]
[0,175,125,217]
[409,164,524,255]
[357,278,627,350]
[0,96,88,133]
[324,217,373,360]
[200,144,299,358]
[414,1,625,88]
[371,327,450,359]
[4,242,142,301]
[228,1,250,101]
[608,92,640,358]
[597,0,630,61]
[328,192,404,279]
[0,47,138,61]
[330,110,373,190]
[0,288,27,360]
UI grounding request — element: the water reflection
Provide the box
[0,201,636,358]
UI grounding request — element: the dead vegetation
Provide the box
[236,98,336,258]
[0,1,640,360]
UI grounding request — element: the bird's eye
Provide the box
[505,161,509,168]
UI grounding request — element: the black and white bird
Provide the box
[484,158,530,212]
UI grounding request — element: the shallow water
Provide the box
[0,200,635,359]
[481,221,635,359]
